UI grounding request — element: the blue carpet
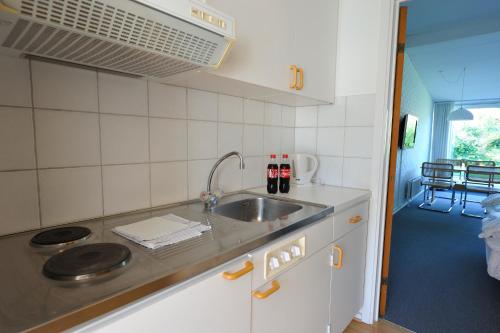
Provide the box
[385,193,500,333]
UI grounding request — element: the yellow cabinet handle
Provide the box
[289,65,298,89]
[296,67,304,90]
[349,215,363,224]
[332,245,344,269]
[222,261,254,280]
[252,280,280,299]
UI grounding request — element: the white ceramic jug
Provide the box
[293,153,318,185]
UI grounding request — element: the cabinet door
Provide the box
[75,259,253,333]
[252,247,331,333]
[206,0,295,94]
[289,0,338,102]
[330,223,368,333]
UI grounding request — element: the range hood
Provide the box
[0,0,235,77]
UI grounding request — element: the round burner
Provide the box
[43,243,131,281]
[31,226,91,247]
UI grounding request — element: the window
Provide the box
[449,107,500,162]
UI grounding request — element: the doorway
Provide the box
[379,1,500,332]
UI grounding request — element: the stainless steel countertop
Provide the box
[0,191,334,333]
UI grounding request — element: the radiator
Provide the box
[406,176,423,200]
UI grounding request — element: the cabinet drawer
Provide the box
[333,201,368,241]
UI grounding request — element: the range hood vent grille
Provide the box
[0,0,233,77]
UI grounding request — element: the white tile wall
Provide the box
[148,82,186,119]
[100,114,149,165]
[265,103,282,126]
[218,123,243,156]
[151,162,188,206]
[35,109,100,168]
[219,94,243,123]
[0,57,295,234]
[188,121,218,159]
[188,90,218,121]
[295,106,318,127]
[187,159,217,200]
[0,107,36,171]
[102,164,150,215]
[295,128,317,154]
[295,94,375,189]
[38,167,103,226]
[0,171,40,234]
[264,127,281,155]
[32,61,98,112]
[243,99,265,124]
[243,125,264,156]
[0,57,31,107]
[149,118,187,162]
[98,73,148,116]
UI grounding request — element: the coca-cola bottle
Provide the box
[279,154,291,193]
[267,154,279,194]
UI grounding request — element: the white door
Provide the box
[252,247,331,333]
[74,259,253,333]
[330,223,368,333]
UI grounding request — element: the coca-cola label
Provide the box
[280,168,291,178]
[268,168,278,178]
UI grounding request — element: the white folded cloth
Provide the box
[113,214,211,249]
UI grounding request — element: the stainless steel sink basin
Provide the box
[212,197,302,222]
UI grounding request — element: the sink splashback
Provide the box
[0,55,296,235]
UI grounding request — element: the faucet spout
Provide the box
[202,151,245,209]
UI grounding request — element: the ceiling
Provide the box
[403,0,500,102]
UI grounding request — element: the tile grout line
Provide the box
[96,70,105,217]
[27,59,43,229]
[185,89,190,199]
[341,97,348,186]
[146,81,152,208]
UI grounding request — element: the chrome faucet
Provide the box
[201,151,245,210]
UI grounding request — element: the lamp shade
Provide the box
[448,107,474,121]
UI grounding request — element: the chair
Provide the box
[462,166,500,218]
[465,160,496,167]
[436,158,463,167]
[419,162,456,213]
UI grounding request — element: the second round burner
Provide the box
[43,243,131,281]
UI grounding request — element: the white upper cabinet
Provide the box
[164,0,338,106]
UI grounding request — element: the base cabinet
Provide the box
[330,223,368,333]
[251,247,331,333]
[73,258,253,333]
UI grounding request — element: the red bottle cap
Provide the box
[282,154,288,158]
[270,154,277,158]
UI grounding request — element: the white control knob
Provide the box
[268,256,280,270]
[280,250,292,263]
[290,245,302,258]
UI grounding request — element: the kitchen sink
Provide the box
[212,197,302,222]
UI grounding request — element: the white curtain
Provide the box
[431,102,454,161]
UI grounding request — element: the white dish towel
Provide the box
[113,214,211,250]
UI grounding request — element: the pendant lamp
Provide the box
[448,68,473,121]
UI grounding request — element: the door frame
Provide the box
[361,0,407,324]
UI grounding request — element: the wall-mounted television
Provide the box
[400,114,418,149]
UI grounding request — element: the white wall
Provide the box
[0,56,296,235]
[394,54,433,211]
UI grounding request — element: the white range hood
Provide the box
[0,0,235,77]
